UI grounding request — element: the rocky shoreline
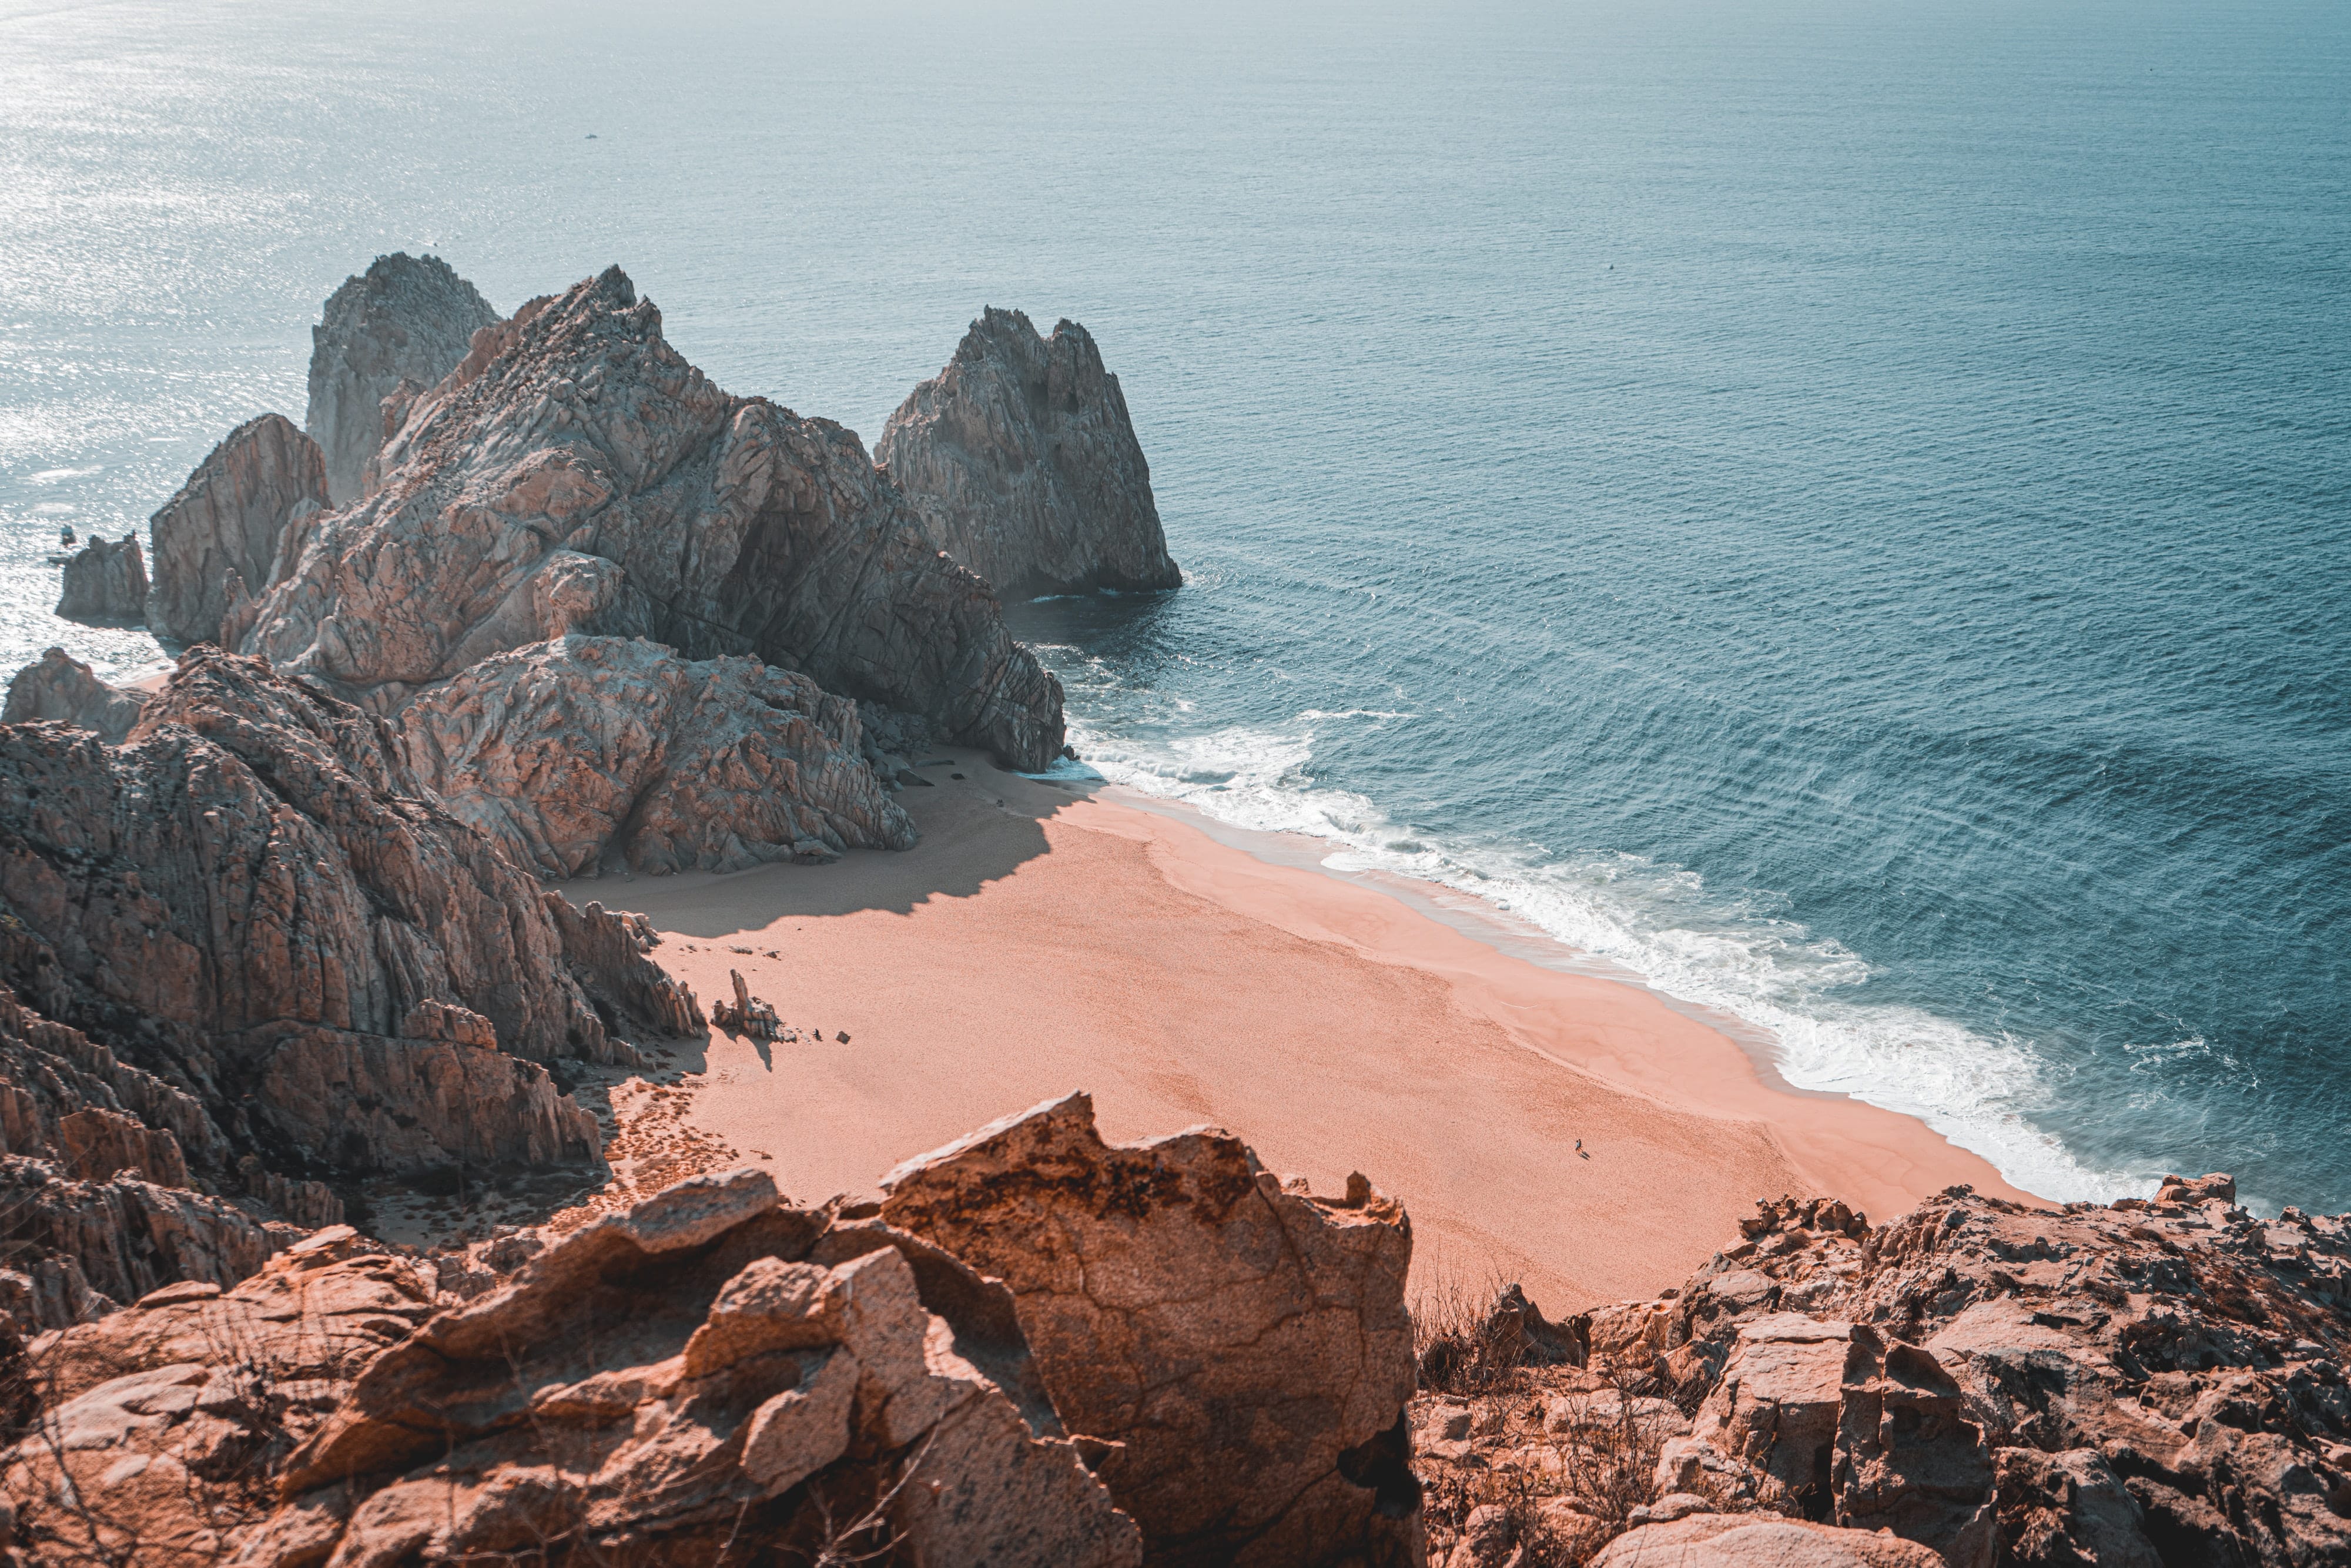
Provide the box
[2,256,2345,1565]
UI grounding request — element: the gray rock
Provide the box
[0,646,701,1192]
[2,648,148,741]
[878,307,1181,598]
[54,534,147,624]
[397,635,916,877]
[247,266,1066,769]
[305,252,500,504]
[144,412,328,645]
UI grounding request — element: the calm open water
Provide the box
[4,0,2345,1209]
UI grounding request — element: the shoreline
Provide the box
[573,750,2038,1310]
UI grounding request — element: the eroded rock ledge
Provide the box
[2,1095,1421,1568]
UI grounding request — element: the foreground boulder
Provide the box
[1589,1511,1944,1566]
[246,265,1065,769]
[881,1091,1422,1567]
[306,252,501,504]
[144,412,329,645]
[1579,1187,2351,1567]
[2,648,148,741]
[878,307,1181,598]
[53,534,147,623]
[0,646,700,1235]
[397,635,916,876]
[2,1101,1426,1567]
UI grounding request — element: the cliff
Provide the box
[878,307,1181,599]
[306,252,501,504]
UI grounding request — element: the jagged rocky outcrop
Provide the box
[1,1102,1422,1568]
[306,252,501,504]
[0,647,701,1228]
[1561,1182,2351,1567]
[243,266,1066,769]
[880,1091,1422,1566]
[397,635,916,877]
[2,648,147,741]
[143,412,329,645]
[53,534,147,624]
[878,307,1181,598]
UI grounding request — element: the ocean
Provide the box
[4,0,2345,1209]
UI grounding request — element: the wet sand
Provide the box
[569,752,2037,1311]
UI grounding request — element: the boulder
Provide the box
[1589,1512,1945,1567]
[245,264,1066,769]
[1832,1336,1994,1566]
[306,253,501,504]
[879,1091,1422,1567]
[397,635,915,877]
[2,648,148,741]
[144,413,329,645]
[54,534,147,623]
[276,1168,1140,1568]
[878,306,1181,598]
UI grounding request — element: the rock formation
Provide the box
[1419,1184,2351,1567]
[397,635,916,877]
[880,1091,1423,1566]
[0,646,701,1306]
[306,252,501,504]
[143,412,329,645]
[1,1103,1425,1568]
[2,648,147,741]
[243,266,1066,770]
[53,534,147,624]
[878,307,1181,598]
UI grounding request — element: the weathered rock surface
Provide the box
[0,648,699,1239]
[878,306,1181,598]
[144,413,329,645]
[246,265,1066,769]
[2,1105,1440,1568]
[54,534,148,623]
[1582,1188,2351,1568]
[880,1090,1422,1567]
[2,648,148,741]
[1589,1511,1945,1567]
[306,253,501,504]
[397,635,915,877]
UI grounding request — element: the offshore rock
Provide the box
[55,533,148,623]
[880,1091,1422,1567]
[244,265,1065,769]
[2,648,148,741]
[1590,1186,2351,1568]
[306,252,501,504]
[0,647,696,1194]
[145,412,329,645]
[878,306,1181,598]
[398,635,916,877]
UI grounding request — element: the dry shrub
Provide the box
[1411,1267,1531,1398]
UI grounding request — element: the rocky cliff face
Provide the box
[306,253,501,504]
[2,1101,1419,1568]
[1,649,147,742]
[247,267,1064,769]
[143,413,328,645]
[0,648,701,1286]
[397,635,916,877]
[53,535,146,624]
[878,307,1181,599]
[1418,1180,2351,1568]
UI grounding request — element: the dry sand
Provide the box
[571,750,2037,1311]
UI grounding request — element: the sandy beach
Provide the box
[571,750,2036,1312]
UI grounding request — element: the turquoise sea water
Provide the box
[3,0,2345,1208]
